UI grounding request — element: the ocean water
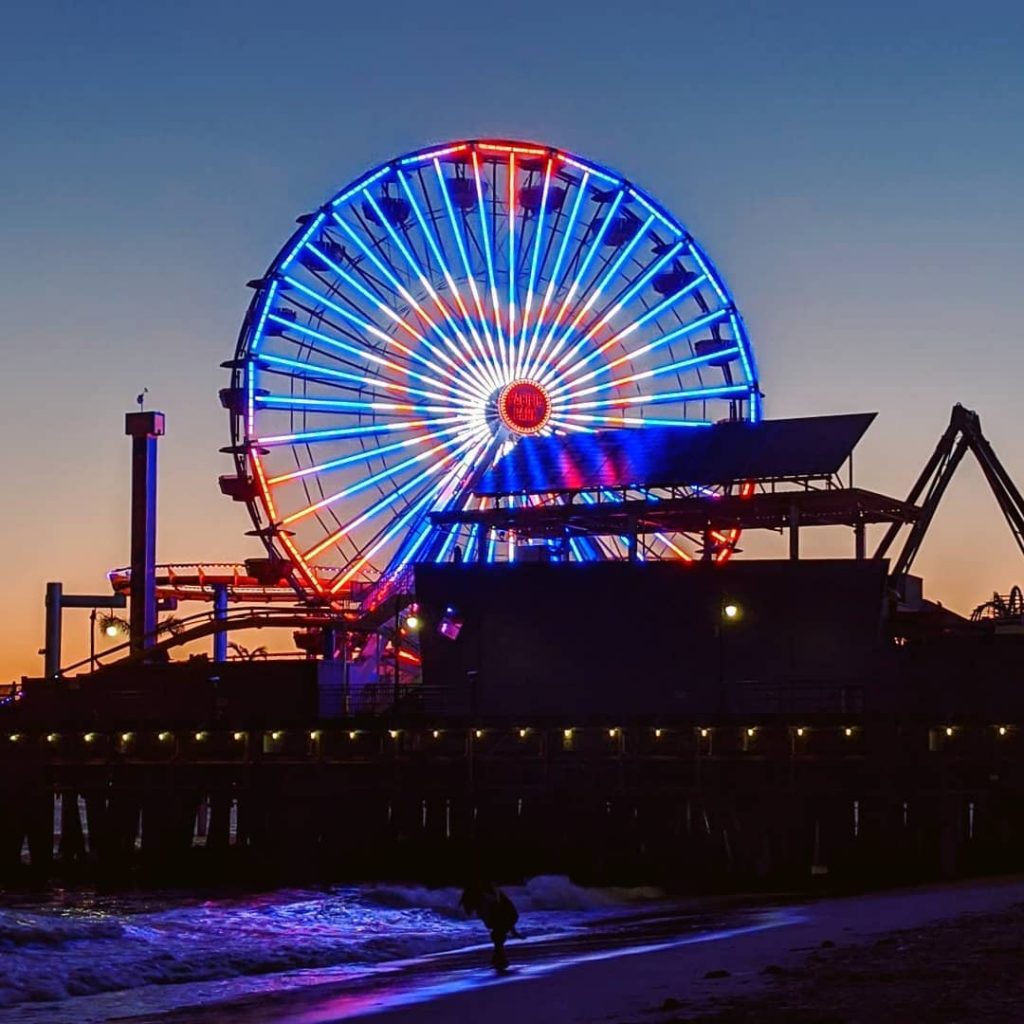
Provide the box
[0,877,672,1023]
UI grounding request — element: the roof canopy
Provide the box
[476,413,877,497]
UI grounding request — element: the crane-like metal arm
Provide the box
[876,404,1024,589]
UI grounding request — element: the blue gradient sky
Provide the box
[2,0,1023,678]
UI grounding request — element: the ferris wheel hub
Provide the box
[496,379,552,436]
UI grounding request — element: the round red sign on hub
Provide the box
[497,379,551,435]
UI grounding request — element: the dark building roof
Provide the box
[475,412,876,496]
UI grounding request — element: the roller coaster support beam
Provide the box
[875,404,1024,595]
[212,584,228,662]
[125,411,165,659]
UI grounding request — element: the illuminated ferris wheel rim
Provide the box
[227,137,762,603]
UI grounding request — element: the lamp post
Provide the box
[716,598,741,710]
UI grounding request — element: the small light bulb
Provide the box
[700,728,709,738]
[47,733,59,743]
[945,726,954,737]
[309,730,320,741]
[519,728,527,738]
[84,732,96,743]
[796,727,805,737]
[349,730,357,740]
[608,728,618,738]
[998,726,1008,736]
[195,731,206,742]
[121,732,132,743]
[233,731,245,741]
[405,615,420,631]
[844,727,853,738]
[158,732,171,742]
[389,729,398,739]
[563,728,572,739]
[271,731,282,741]
[9,734,21,742]
[104,624,119,638]
[654,729,662,739]
[746,727,755,738]
[475,729,483,739]
[723,604,739,619]
[432,729,440,739]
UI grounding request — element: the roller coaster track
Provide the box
[61,605,350,675]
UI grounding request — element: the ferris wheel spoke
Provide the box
[520,170,592,376]
[326,483,444,593]
[266,425,469,486]
[429,441,498,563]
[432,158,503,380]
[326,430,494,592]
[525,217,663,381]
[561,346,742,401]
[255,394,467,416]
[505,153,519,355]
[544,267,711,386]
[262,314,482,405]
[514,157,555,378]
[553,308,731,392]
[395,169,502,391]
[258,417,464,447]
[386,433,498,575]
[360,191,494,395]
[279,274,477,393]
[555,383,749,413]
[256,353,474,408]
[329,214,492,397]
[280,427,478,528]
[302,240,466,362]
[469,150,510,379]
[529,189,624,375]
[552,413,712,429]
[303,427,488,562]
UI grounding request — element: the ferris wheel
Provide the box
[224,139,760,604]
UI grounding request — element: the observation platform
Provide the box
[434,412,918,554]
[432,487,914,538]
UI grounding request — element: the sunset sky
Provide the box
[2,0,1022,680]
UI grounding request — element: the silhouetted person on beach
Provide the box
[459,881,520,971]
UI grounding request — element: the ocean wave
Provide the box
[360,875,664,915]
[0,912,126,948]
[0,877,664,1009]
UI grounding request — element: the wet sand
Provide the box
[118,878,1024,1024]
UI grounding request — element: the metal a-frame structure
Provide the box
[876,404,1024,595]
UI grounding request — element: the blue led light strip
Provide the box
[514,158,554,379]
[521,171,592,373]
[328,213,491,398]
[267,426,468,485]
[558,309,730,391]
[548,269,711,385]
[471,150,509,379]
[556,383,749,412]
[395,170,501,391]
[262,314,480,405]
[257,353,473,407]
[433,158,503,378]
[360,191,495,397]
[306,426,489,561]
[530,190,625,374]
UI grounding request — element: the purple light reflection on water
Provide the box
[284,912,803,1024]
[0,877,677,1024]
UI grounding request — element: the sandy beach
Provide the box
[114,877,1024,1024]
